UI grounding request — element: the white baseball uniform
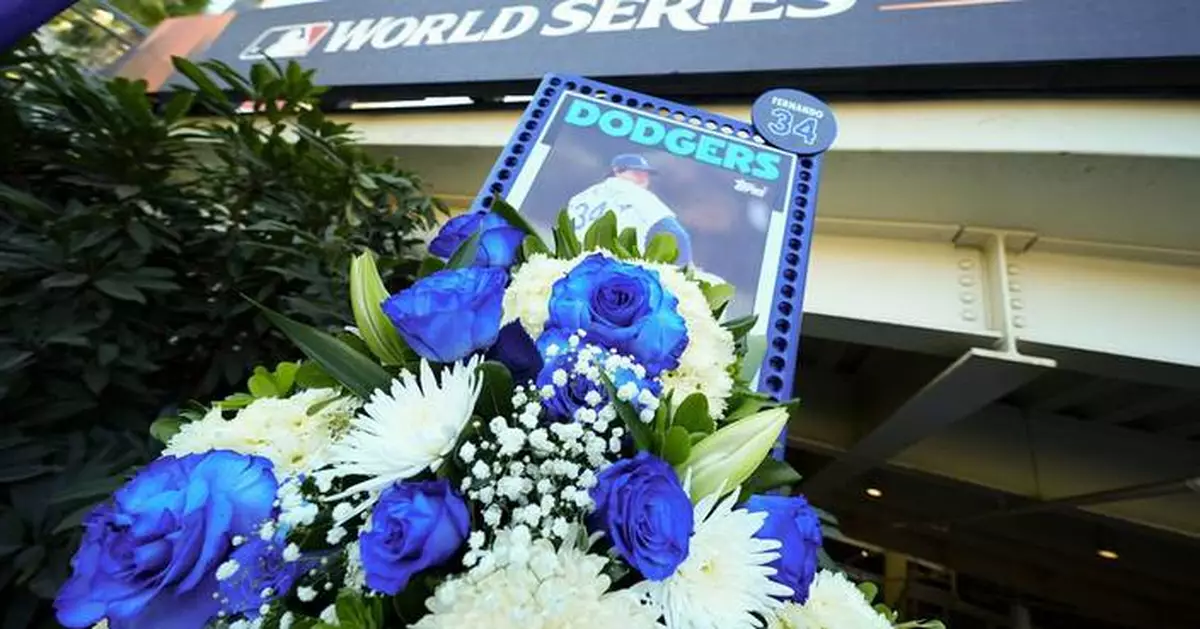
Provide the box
[566,177,676,249]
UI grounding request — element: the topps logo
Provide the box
[733,179,767,198]
[234,1,855,58]
[239,22,332,61]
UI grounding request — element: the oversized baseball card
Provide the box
[472,74,835,402]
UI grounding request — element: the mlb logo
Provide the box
[239,22,333,61]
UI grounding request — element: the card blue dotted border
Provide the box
[469,73,825,414]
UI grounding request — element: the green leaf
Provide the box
[553,209,581,259]
[476,361,514,420]
[725,392,775,422]
[895,620,947,629]
[741,458,803,497]
[127,220,153,251]
[97,343,119,366]
[0,183,55,215]
[51,476,126,505]
[491,198,549,251]
[700,281,736,317]
[618,227,640,257]
[644,232,679,264]
[722,314,757,340]
[218,393,257,409]
[83,364,109,394]
[350,251,410,365]
[0,465,61,483]
[295,361,338,389]
[522,234,551,259]
[162,91,196,122]
[273,362,300,395]
[52,503,98,535]
[445,229,481,270]
[247,366,280,398]
[673,393,714,435]
[252,300,392,399]
[94,278,146,304]
[583,210,618,252]
[417,256,446,278]
[41,272,88,289]
[171,57,226,101]
[333,588,384,629]
[740,334,768,384]
[14,545,45,583]
[857,581,880,603]
[661,425,692,465]
[150,416,183,444]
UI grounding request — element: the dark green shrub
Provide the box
[0,42,439,628]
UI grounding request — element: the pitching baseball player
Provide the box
[566,154,693,265]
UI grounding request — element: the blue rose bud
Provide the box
[486,322,543,385]
[55,451,277,629]
[382,267,507,362]
[744,494,823,603]
[359,480,470,595]
[547,254,687,376]
[589,452,693,581]
[429,211,524,268]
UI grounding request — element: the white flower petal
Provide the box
[321,356,483,518]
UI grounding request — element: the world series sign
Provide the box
[118,0,1200,95]
[473,74,836,402]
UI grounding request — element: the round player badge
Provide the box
[751,88,838,156]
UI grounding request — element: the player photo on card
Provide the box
[505,92,798,319]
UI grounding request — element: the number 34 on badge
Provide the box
[751,88,838,156]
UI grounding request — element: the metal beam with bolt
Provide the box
[801,348,1053,498]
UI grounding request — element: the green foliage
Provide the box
[476,361,515,420]
[255,303,393,400]
[855,577,948,628]
[0,42,436,627]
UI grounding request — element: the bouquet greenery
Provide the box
[54,202,939,629]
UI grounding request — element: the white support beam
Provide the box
[801,348,1053,498]
[333,99,1200,159]
[1009,248,1200,372]
[800,221,1200,387]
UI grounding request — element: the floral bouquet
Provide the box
[55,202,937,629]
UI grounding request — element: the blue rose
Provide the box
[429,211,524,268]
[55,451,277,629]
[382,267,507,362]
[589,452,693,581]
[218,530,313,619]
[359,480,470,594]
[546,254,687,375]
[744,494,823,602]
[486,322,543,385]
[535,329,661,422]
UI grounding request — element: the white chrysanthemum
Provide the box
[768,570,891,629]
[636,489,791,629]
[503,254,575,339]
[413,527,659,629]
[319,357,482,509]
[639,261,735,417]
[164,388,358,478]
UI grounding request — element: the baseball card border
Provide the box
[469,73,824,408]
